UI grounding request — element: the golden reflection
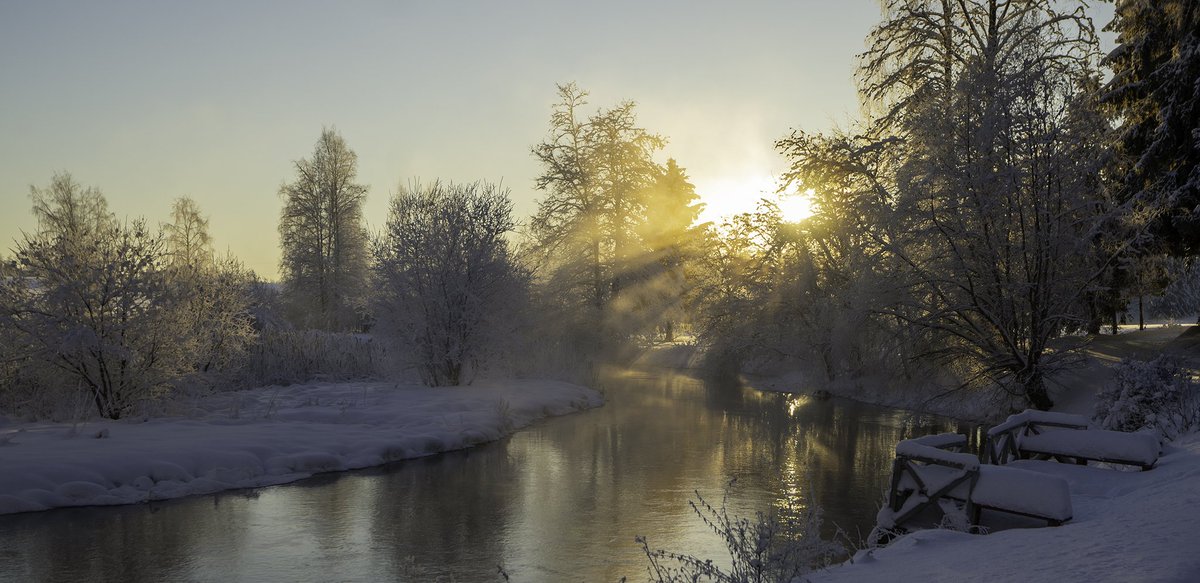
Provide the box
[786,395,812,416]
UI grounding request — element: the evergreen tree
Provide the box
[637,159,705,341]
[1102,0,1200,253]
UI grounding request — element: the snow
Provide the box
[816,327,1200,581]
[895,440,979,470]
[817,434,1200,583]
[0,380,602,515]
[986,410,1089,436]
[968,465,1072,521]
[1020,428,1161,468]
[908,432,968,450]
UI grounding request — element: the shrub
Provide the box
[240,329,388,387]
[372,180,527,386]
[1095,356,1200,440]
[636,483,841,583]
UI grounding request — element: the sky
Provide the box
[0,0,1115,279]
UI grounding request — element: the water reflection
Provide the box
[0,368,969,582]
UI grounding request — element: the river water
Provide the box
[0,368,972,582]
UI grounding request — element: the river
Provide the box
[0,368,973,582]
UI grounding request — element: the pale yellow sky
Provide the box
[0,1,1114,279]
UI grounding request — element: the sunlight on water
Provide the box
[0,369,968,582]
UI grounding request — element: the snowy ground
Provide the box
[809,326,1200,582]
[811,433,1200,583]
[0,380,602,515]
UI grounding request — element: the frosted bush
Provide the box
[240,329,387,387]
[1094,356,1200,440]
[635,483,841,583]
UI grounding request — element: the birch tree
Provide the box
[278,127,369,331]
[161,197,255,378]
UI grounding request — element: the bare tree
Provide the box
[372,181,526,386]
[163,196,213,273]
[1,175,184,419]
[159,197,255,378]
[278,127,369,331]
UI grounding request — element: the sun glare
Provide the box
[695,174,777,224]
[695,175,815,225]
[779,189,815,223]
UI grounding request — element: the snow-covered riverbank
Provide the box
[0,380,602,515]
[807,326,1200,582]
[811,432,1200,582]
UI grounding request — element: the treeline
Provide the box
[2,0,1197,420]
[0,99,708,421]
[739,0,1200,411]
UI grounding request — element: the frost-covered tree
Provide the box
[635,159,706,341]
[163,196,213,273]
[778,0,1119,410]
[372,181,526,386]
[530,83,665,345]
[175,253,256,376]
[1102,0,1200,253]
[278,127,369,331]
[161,197,255,378]
[1148,256,1200,322]
[775,129,919,384]
[0,175,184,419]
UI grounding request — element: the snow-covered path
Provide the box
[812,433,1200,582]
[0,380,602,515]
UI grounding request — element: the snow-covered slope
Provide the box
[0,380,602,515]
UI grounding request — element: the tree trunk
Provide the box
[1024,374,1053,411]
[1138,292,1144,330]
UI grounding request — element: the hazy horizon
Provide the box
[0,0,1114,280]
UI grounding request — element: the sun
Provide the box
[692,174,816,225]
[778,189,815,223]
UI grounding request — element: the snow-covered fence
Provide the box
[877,433,1073,539]
[983,410,1161,471]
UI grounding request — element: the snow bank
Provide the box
[815,434,1200,583]
[0,380,602,515]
